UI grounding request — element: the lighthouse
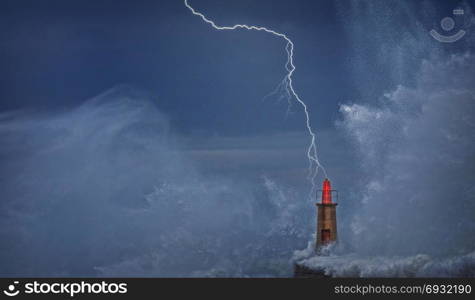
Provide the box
[294,178,340,276]
[316,178,338,250]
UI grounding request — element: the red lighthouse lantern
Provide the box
[321,178,332,204]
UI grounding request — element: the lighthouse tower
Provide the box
[316,178,338,250]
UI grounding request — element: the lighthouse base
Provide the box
[293,262,329,278]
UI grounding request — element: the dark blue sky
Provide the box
[1,0,471,135]
[0,0,355,134]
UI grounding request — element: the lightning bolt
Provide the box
[184,0,327,198]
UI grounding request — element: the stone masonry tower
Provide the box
[316,178,338,250]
